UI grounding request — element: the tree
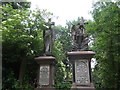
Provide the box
[53,25,72,52]
[86,1,120,89]
[2,4,52,89]
[2,2,31,21]
[2,2,72,89]
[2,2,31,9]
[52,40,72,90]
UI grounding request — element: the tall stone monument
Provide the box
[34,19,56,90]
[67,17,96,90]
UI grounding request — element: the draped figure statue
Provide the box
[43,18,55,55]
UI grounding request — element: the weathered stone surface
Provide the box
[35,56,56,64]
[43,18,55,55]
[75,60,90,84]
[34,56,56,89]
[77,87,96,90]
[39,65,50,85]
[71,17,88,51]
[67,51,96,90]
[67,51,95,60]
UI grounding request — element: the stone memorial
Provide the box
[34,19,56,90]
[67,51,95,90]
[67,17,96,90]
[34,56,56,89]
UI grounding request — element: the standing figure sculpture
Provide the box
[43,18,55,55]
[71,17,88,51]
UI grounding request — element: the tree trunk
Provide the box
[18,58,27,84]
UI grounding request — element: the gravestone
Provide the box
[34,56,56,89]
[68,17,96,90]
[67,51,95,90]
[34,19,56,90]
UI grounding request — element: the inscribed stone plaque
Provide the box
[75,60,90,84]
[39,65,49,85]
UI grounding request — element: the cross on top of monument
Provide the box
[48,18,55,29]
[78,17,88,26]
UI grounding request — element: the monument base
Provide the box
[67,51,96,90]
[34,56,56,90]
[70,83,96,90]
[34,87,55,90]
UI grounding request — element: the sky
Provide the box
[29,0,95,26]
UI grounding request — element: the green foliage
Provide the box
[52,40,71,89]
[2,4,52,89]
[86,1,120,89]
[55,81,71,90]
[53,25,72,52]
[2,4,44,61]
[2,3,72,90]
[2,2,31,9]
[53,25,73,88]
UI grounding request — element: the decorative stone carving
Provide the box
[39,65,50,85]
[43,18,55,55]
[75,60,90,84]
[34,56,56,89]
[71,17,88,51]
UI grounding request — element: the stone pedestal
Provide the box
[34,56,56,90]
[67,51,95,90]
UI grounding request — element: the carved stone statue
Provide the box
[43,19,55,55]
[71,17,88,51]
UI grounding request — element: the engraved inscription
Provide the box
[39,65,49,85]
[75,60,90,84]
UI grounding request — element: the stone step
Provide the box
[71,87,96,90]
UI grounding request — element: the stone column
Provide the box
[34,56,56,90]
[67,51,96,90]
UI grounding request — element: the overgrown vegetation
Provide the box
[2,2,71,89]
[86,1,120,89]
[2,2,50,89]
[2,1,120,90]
